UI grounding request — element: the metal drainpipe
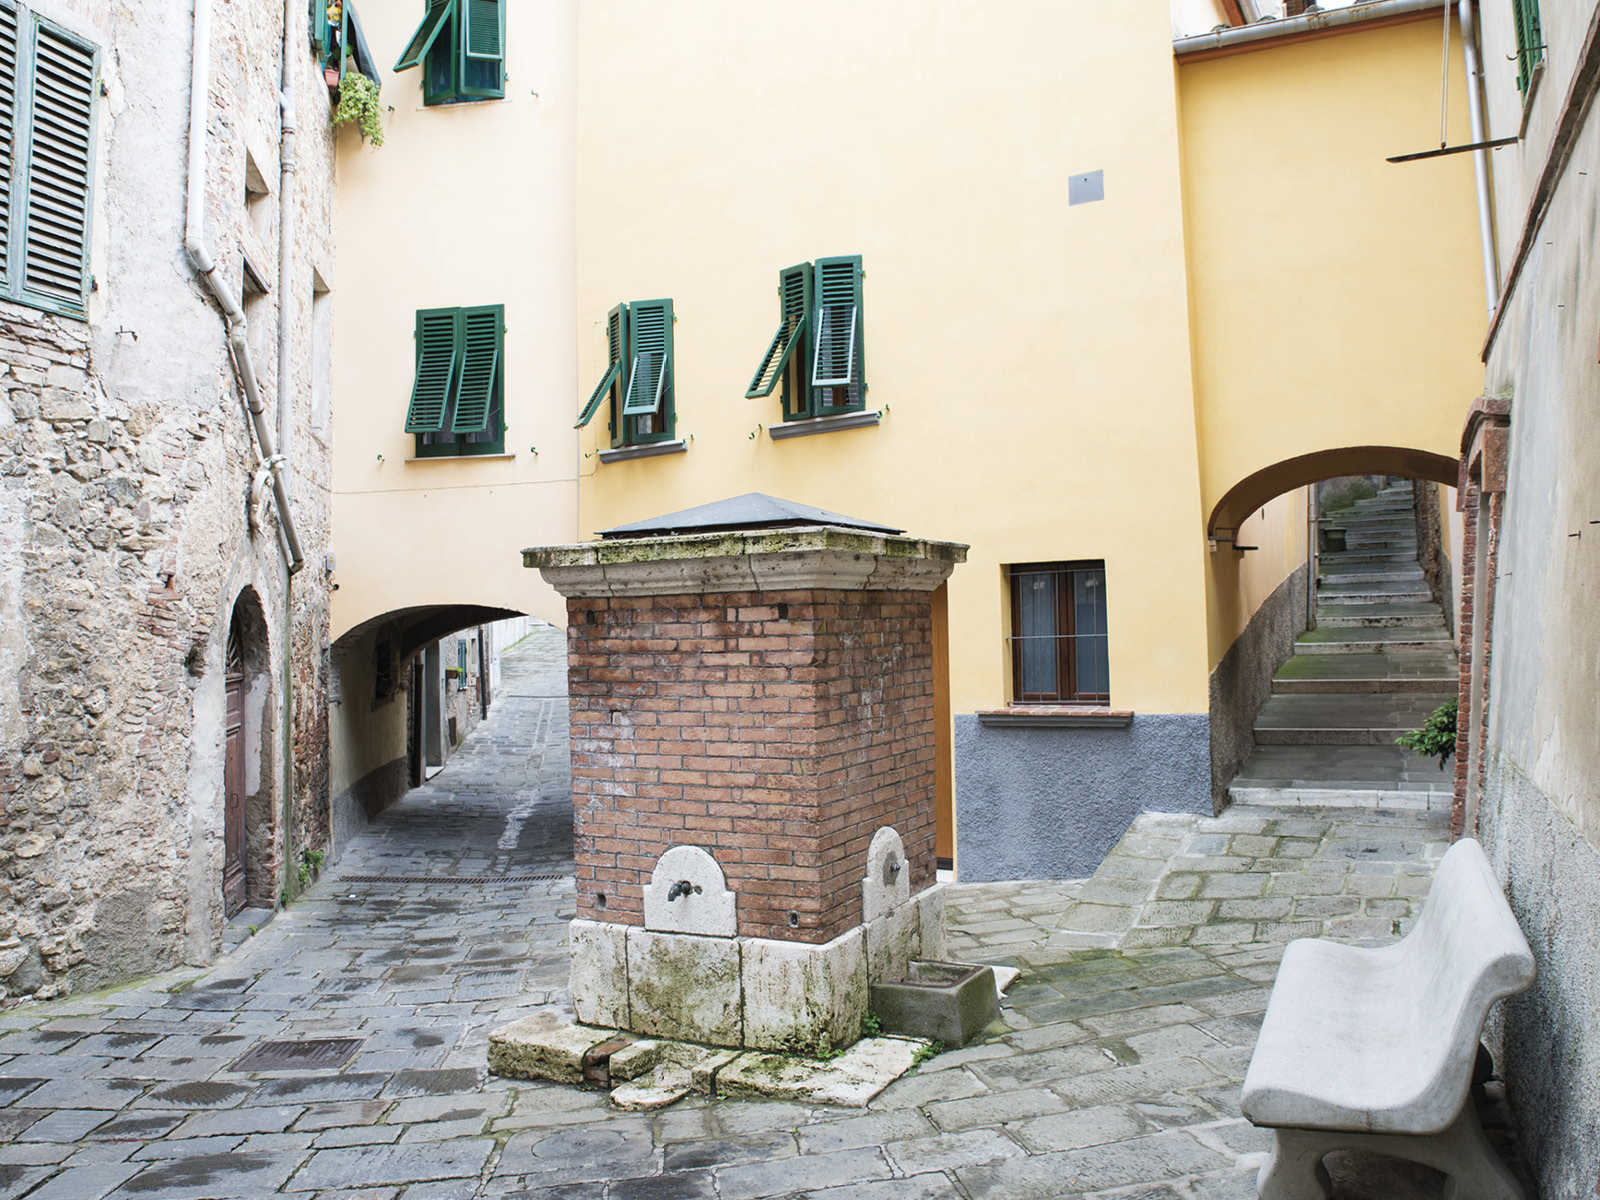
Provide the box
[1458,0,1501,311]
[185,0,306,576]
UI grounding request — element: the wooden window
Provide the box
[1511,0,1543,96]
[1007,562,1110,705]
[0,1,96,321]
[575,299,676,449]
[404,304,505,457]
[394,0,503,105]
[747,256,866,421]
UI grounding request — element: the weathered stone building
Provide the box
[0,0,337,997]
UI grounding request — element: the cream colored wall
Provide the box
[575,0,1211,716]
[1179,18,1487,527]
[329,0,578,640]
[1206,487,1308,667]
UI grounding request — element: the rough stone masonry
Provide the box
[0,0,338,999]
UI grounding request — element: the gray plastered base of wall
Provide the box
[952,713,1210,881]
[1478,754,1600,1200]
[1208,563,1308,810]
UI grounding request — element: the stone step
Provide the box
[1253,693,1454,745]
[1316,604,1444,627]
[1322,517,1416,530]
[1318,551,1422,566]
[1273,677,1456,694]
[1343,536,1418,548]
[1312,595,1440,611]
[1227,786,1452,812]
[1273,649,1457,689]
[1318,566,1426,583]
[1296,637,1451,654]
[1230,744,1456,792]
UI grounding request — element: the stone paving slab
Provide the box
[0,625,1532,1197]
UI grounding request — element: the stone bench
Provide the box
[1241,837,1534,1200]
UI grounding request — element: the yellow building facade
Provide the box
[327,0,1485,878]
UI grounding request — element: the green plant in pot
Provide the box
[333,68,384,147]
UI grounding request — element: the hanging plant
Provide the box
[332,71,384,147]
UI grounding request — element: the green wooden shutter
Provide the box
[1513,0,1543,94]
[404,308,461,432]
[451,304,501,434]
[395,0,452,71]
[810,255,860,389]
[0,2,17,289]
[457,0,503,98]
[576,302,626,428]
[311,0,331,60]
[20,20,94,316]
[746,263,811,399]
[622,298,670,416]
[462,0,501,58]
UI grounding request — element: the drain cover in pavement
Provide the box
[338,874,566,884]
[232,1037,365,1072]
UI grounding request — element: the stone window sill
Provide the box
[598,439,688,464]
[768,410,880,440]
[405,452,516,463]
[977,707,1134,729]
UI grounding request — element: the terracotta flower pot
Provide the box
[323,66,340,88]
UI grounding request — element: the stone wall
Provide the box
[1208,563,1308,810]
[0,0,337,997]
[567,588,937,944]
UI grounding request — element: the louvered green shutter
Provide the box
[0,2,17,288]
[395,0,452,71]
[577,302,626,428]
[622,299,670,417]
[19,19,94,317]
[746,263,811,399]
[311,0,331,61]
[1513,0,1543,94]
[457,0,503,98]
[451,305,501,434]
[405,308,461,432]
[810,256,860,390]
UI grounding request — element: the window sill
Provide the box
[416,96,512,112]
[977,707,1134,729]
[768,410,880,440]
[597,439,688,464]
[404,452,516,463]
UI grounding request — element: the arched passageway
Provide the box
[1207,453,1460,813]
[327,604,535,853]
[1207,445,1458,540]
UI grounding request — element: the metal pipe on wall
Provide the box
[1457,0,1502,311]
[184,0,305,575]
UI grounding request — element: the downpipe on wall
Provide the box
[1457,0,1501,312]
[185,0,305,576]
[277,0,300,882]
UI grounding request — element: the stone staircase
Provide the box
[1229,481,1459,810]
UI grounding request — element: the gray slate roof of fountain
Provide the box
[598,493,904,540]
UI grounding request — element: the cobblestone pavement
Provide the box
[0,628,1515,1198]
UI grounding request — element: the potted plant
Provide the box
[332,68,384,147]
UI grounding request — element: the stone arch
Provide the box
[224,587,278,915]
[1207,445,1459,539]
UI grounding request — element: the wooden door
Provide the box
[223,624,247,917]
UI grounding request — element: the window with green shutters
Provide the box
[0,1,97,321]
[404,304,506,457]
[393,0,503,105]
[747,255,865,421]
[1511,0,1544,96]
[576,299,676,450]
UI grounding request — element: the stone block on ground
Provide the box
[871,962,998,1047]
[626,929,742,1047]
[486,1014,617,1084]
[568,919,629,1029]
[716,1037,928,1107]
